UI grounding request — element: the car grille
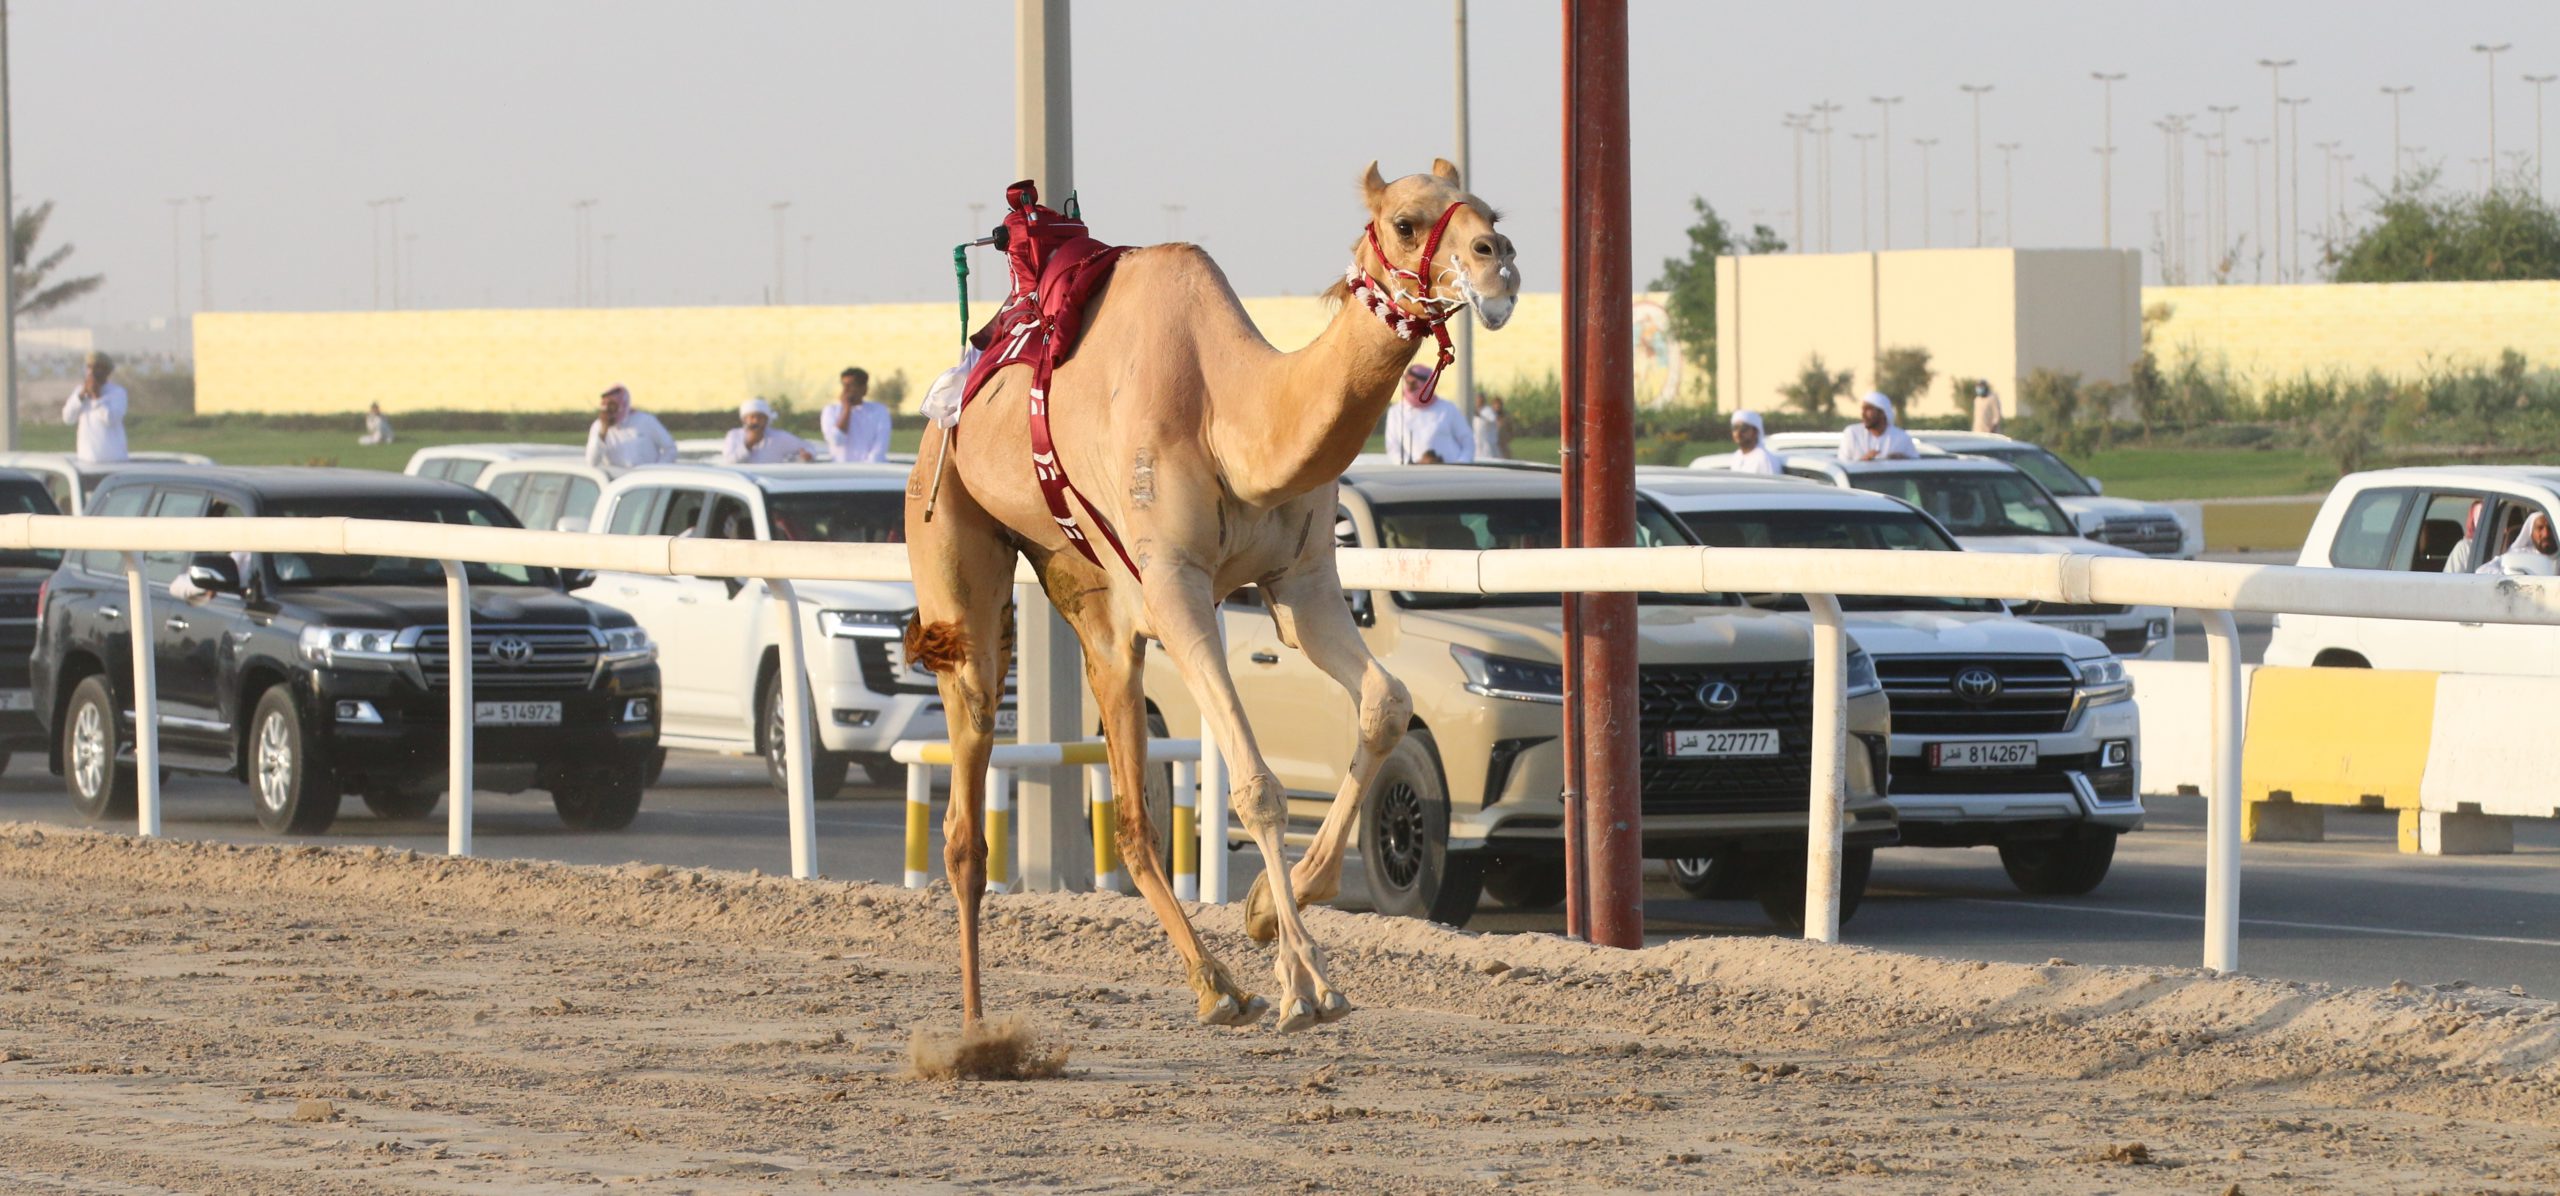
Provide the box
[2096,516,2184,557]
[416,626,600,691]
[1875,655,2078,734]
[2012,600,2129,618]
[1636,662,1813,816]
[1891,750,2131,798]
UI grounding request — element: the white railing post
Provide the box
[121,552,160,837]
[986,765,1014,894]
[1802,593,1849,943]
[440,561,473,857]
[2202,607,2244,974]
[767,579,818,880]
[1197,709,1228,903]
[1171,757,1199,901]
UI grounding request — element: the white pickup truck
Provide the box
[586,463,1001,798]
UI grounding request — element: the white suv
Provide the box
[1644,473,2143,894]
[2266,466,2560,673]
[588,463,1000,798]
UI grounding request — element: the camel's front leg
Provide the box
[1248,564,1410,956]
[1142,564,1344,1032]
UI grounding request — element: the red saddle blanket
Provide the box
[959,181,1138,578]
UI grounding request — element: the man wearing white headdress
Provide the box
[2479,510,2560,577]
[586,384,679,468]
[1837,391,1917,462]
[1728,410,1785,475]
[721,397,819,463]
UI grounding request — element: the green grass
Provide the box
[2065,447,2339,501]
[11,421,939,471]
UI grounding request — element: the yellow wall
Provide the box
[194,292,1604,416]
[2144,281,2560,383]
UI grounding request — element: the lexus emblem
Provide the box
[1698,680,1741,713]
[1953,666,2002,702]
[489,635,535,666]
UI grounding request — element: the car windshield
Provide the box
[1849,470,2072,537]
[0,480,58,571]
[1370,497,1731,608]
[765,490,905,543]
[1671,506,2001,613]
[260,497,558,588]
[1981,446,2093,497]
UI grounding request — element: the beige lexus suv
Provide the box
[1143,465,1894,930]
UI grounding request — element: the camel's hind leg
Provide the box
[1244,562,1411,963]
[903,462,1017,1027]
[1047,563,1268,1027]
[1141,563,1342,1032]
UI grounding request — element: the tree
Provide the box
[1652,198,1784,398]
[1874,345,1934,406]
[1778,353,1853,417]
[2332,171,2560,282]
[13,202,102,320]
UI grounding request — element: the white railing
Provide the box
[12,512,2560,976]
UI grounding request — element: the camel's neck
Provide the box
[1211,293,1428,507]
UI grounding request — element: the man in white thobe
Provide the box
[1729,410,1785,475]
[1837,391,1918,462]
[1383,364,1474,464]
[586,385,679,469]
[61,352,129,464]
[821,367,892,463]
[722,397,818,463]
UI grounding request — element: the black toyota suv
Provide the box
[0,469,66,769]
[33,467,660,834]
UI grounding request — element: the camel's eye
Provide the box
[1393,217,1414,239]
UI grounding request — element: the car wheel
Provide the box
[62,675,136,821]
[1748,846,1873,933]
[849,751,900,789]
[553,757,646,830]
[361,786,442,821]
[1667,852,1752,900]
[643,747,668,789]
[1480,856,1566,911]
[763,669,849,802]
[0,750,14,776]
[1360,729,1483,927]
[1998,827,2119,896]
[249,685,341,835]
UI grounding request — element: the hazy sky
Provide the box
[18,0,2559,328]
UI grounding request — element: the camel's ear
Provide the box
[1431,157,1463,187]
[1361,161,1388,208]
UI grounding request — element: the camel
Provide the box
[902,160,1519,1033]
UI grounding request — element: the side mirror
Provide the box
[720,576,746,600]
[1346,589,1375,628]
[185,553,242,594]
[562,569,598,592]
[2088,478,2104,495]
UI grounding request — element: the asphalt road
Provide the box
[6,749,2555,999]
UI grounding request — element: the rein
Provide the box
[1344,201,1469,399]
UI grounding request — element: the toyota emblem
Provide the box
[1952,666,2002,702]
[1698,680,1741,713]
[490,635,535,666]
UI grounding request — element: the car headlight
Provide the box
[1844,647,1883,697]
[600,624,655,663]
[2078,657,2133,705]
[817,608,908,639]
[1449,644,1563,704]
[299,625,404,665]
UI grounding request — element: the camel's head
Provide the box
[1352,159,1519,331]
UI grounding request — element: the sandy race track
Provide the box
[1,826,2557,1193]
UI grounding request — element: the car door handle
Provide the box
[164,616,189,632]
[1249,651,1280,665]
[99,605,121,620]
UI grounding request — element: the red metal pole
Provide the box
[1557,2,1590,942]
[1565,0,1642,949]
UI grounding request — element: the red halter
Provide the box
[1345,201,1469,400]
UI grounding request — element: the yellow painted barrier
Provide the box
[2239,666,2436,840]
[1089,765,1124,893]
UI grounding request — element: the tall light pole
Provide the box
[569,198,597,305]
[192,195,213,310]
[2091,72,2126,248]
[1869,95,1901,248]
[1785,114,1809,251]
[2257,58,2294,280]
[1850,131,1874,248]
[2380,84,2415,190]
[366,199,392,309]
[800,232,815,303]
[2314,139,2341,250]
[1913,136,1938,248]
[2206,104,2238,270]
[402,233,416,309]
[1960,83,1994,247]
[2245,136,2267,282]
[2528,74,2556,200]
[1995,141,2020,246]
[382,197,404,311]
[2475,43,2511,191]
[166,198,187,322]
[769,201,791,304]
[2157,116,2186,282]
[1452,0,1473,413]
[1811,100,1841,252]
[2281,97,2308,281]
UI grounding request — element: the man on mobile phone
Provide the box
[61,351,130,464]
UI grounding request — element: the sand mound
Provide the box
[908,1015,1069,1081]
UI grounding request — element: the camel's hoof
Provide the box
[1199,992,1270,1027]
[1315,991,1353,1023]
[1276,997,1320,1034]
[1243,872,1280,944]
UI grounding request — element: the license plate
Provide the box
[0,689,31,712]
[994,708,1018,733]
[474,701,561,727]
[2052,620,2105,638]
[1930,741,2038,771]
[1664,729,1780,758]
